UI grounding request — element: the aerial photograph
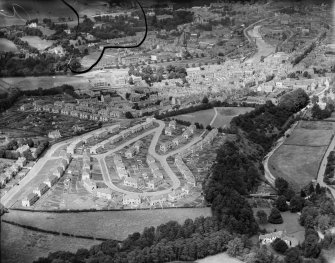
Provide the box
[0,0,335,262]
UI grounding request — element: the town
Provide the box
[1,0,335,263]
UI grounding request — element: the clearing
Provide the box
[20,36,54,51]
[173,109,215,127]
[211,107,254,128]
[268,121,334,190]
[0,38,18,52]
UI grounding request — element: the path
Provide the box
[316,134,335,199]
[209,107,218,127]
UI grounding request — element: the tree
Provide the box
[275,177,289,196]
[274,195,288,212]
[202,96,209,104]
[311,95,319,105]
[285,247,302,263]
[303,229,321,258]
[272,238,289,254]
[256,210,267,224]
[125,112,133,119]
[268,208,283,224]
[289,195,304,213]
[226,237,244,257]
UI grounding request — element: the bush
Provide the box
[268,208,283,224]
[272,238,289,254]
[256,210,267,224]
[275,195,289,212]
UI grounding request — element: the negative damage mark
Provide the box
[61,0,148,74]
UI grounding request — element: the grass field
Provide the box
[174,109,215,127]
[3,208,211,241]
[21,36,54,51]
[212,107,254,128]
[1,222,99,263]
[268,121,334,190]
[0,38,18,52]
[196,253,243,263]
[2,75,90,90]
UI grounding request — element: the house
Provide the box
[133,140,143,151]
[44,175,58,188]
[150,195,166,206]
[16,144,30,154]
[48,130,61,139]
[169,120,177,129]
[182,129,192,139]
[22,193,39,207]
[147,178,164,189]
[125,147,137,158]
[53,167,64,178]
[188,124,196,134]
[168,189,186,202]
[160,141,173,153]
[182,184,191,194]
[20,103,33,111]
[123,193,141,205]
[33,183,49,197]
[153,170,164,179]
[123,177,138,188]
[82,168,91,180]
[172,136,186,146]
[259,231,291,246]
[146,155,155,165]
[165,127,173,136]
[96,188,113,200]
[149,162,159,173]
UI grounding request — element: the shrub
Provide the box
[272,238,289,254]
[268,208,283,224]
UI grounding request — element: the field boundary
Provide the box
[282,143,331,147]
[316,134,334,181]
[1,219,113,242]
[8,205,211,213]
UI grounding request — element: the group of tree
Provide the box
[0,139,49,160]
[34,216,256,263]
[324,151,335,185]
[310,102,334,120]
[231,89,309,152]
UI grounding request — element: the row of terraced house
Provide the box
[0,157,27,188]
[21,155,71,207]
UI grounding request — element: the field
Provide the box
[20,36,54,51]
[196,253,243,263]
[1,222,100,263]
[3,208,212,241]
[173,109,215,127]
[0,38,18,52]
[211,107,254,128]
[268,121,334,190]
[2,75,90,91]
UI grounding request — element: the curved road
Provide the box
[98,119,203,197]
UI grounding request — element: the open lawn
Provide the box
[3,208,212,241]
[212,107,254,128]
[21,36,54,51]
[268,121,334,190]
[1,221,99,263]
[196,253,243,263]
[174,109,214,127]
[0,38,18,52]
[254,208,305,246]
